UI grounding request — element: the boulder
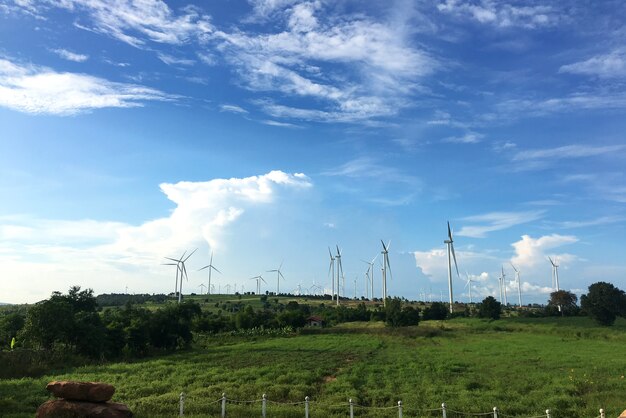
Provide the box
[46,381,115,402]
[36,399,133,418]
[619,410,626,418]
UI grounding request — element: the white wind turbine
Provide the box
[198,283,207,294]
[510,262,522,307]
[464,272,476,304]
[249,274,266,295]
[380,240,392,307]
[163,248,197,303]
[328,248,335,300]
[267,260,285,294]
[548,256,560,291]
[361,254,377,300]
[335,245,344,306]
[501,266,508,306]
[444,222,460,313]
[198,251,221,296]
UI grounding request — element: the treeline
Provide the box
[95,293,170,307]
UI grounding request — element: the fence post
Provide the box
[442,403,447,418]
[221,393,226,418]
[600,409,605,418]
[398,400,403,418]
[305,396,309,418]
[349,398,354,418]
[493,406,498,418]
[546,409,551,418]
[179,392,184,416]
[262,394,267,418]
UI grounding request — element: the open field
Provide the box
[1,317,625,418]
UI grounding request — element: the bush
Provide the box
[580,282,626,326]
[478,296,501,320]
[423,302,448,320]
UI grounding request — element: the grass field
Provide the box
[1,317,625,418]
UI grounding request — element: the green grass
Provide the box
[1,317,625,418]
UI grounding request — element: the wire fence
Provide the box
[175,393,610,418]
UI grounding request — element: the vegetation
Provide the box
[581,282,626,326]
[1,317,626,418]
[547,290,579,317]
[477,296,501,320]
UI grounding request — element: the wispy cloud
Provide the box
[324,157,420,186]
[51,48,89,62]
[457,210,544,238]
[559,49,626,79]
[0,57,176,115]
[18,0,214,47]
[261,119,299,128]
[157,53,195,66]
[437,0,560,29]
[497,93,626,117]
[442,132,483,144]
[552,216,626,229]
[513,144,626,161]
[213,2,436,122]
[220,104,248,114]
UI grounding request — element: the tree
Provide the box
[422,302,448,320]
[580,282,626,326]
[478,296,501,320]
[547,290,579,316]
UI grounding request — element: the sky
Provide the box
[1,0,625,305]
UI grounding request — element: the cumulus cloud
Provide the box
[0,171,312,302]
[510,234,578,269]
[0,57,175,115]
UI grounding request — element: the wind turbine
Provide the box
[444,222,460,313]
[198,251,221,295]
[501,266,508,306]
[249,275,266,294]
[267,261,285,294]
[198,283,207,294]
[164,249,197,303]
[335,245,344,305]
[464,272,475,304]
[361,254,377,300]
[548,257,560,291]
[328,248,335,300]
[510,262,522,307]
[380,240,392,307]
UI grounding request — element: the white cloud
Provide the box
[157,53,195,66]
[510,234,578,269]
[513,144,626,161]
[52,48,89,62]
[559,49,626,79]
[497,93,626,117]
[457,211,544,238]
[324,157,420,186]
[554,216,626,229]
[442,132,483,144]
[437,0,559,29]
[261,119,299,128]
[413,247,496,284]
[46,0,214,47]
[220,104,248,114]
[214,2,436,122]
[0,57,175,115]
[0,171,312,303]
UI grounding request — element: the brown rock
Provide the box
[46,381,115,402]
[36,399,133,418]
[619,410,626,418]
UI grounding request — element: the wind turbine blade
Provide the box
[380,239,387,252]
[386,240,391,250]
[336,245,341,256]
[510,262,518,272]
[198,265,209,271]
[279,260,284,270]
[451,244,459,276]
[162,262,178,266]
[386,256,392,280]
[447,221,453,241]
[548,256,555,266]
[183,248,197,263]
[261,277,267,284]
[268,269,278,273]
[328,247,333,259]
[164,257,180,263]
[211,266,222,274]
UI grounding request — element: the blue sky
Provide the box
[1,0,625,304]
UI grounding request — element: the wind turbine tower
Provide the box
[444,222,460,313]
[335,246,344,306]
[464,272,475,303]
[548,257,560,291]
[267,261,284,294]
[380,240,392,307]
[510,263,522,307]
[501,266,508,306]
[198,251,221,296]
[328,248,335,300]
